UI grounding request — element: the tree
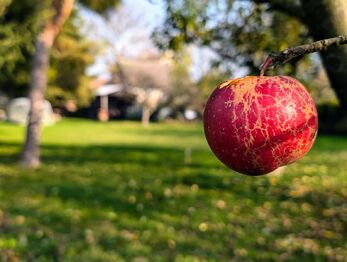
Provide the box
[299,0,347,111]
[0,0,43,98]
[166,49,199,118]
[81,1,170,125]
[254,0,347,110]
[0,1,96,105]
[196,68,230,114]
[19,0,120,167]
[47,16,97,108]
[156,0,347,110]
[113,55,171,126]
[21,0,75,167]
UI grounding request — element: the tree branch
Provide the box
[259,35,347,76]
[41,0,74,46]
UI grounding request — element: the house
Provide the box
[89,53,173,124]
[88,83,135,121]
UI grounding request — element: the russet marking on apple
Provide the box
[203,76,318,176]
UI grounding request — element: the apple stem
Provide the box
[259,35,347,75]
[259,57,273,77]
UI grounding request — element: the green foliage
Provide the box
[1,119,347,261]
[79,0,120,13]
[154,0,212,51]
[197,69,230,107]
[156,1,320,87]
[0,1,98,107]
[0,0,120,107]
[47,14,96,107]
[168,50,199,113]
[0,0,12,16]
[168,49,229,114]
[0,0,44,97]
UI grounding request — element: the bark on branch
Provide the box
[260,35,347,76]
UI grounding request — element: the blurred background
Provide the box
[0,0,347,261]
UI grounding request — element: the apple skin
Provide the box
[203,76,318,176]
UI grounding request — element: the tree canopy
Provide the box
[0,0,119,106]
[155,0,342,106]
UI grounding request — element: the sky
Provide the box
[79,0,248,82]
[79,0,165,79]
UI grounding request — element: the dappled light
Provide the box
[1,120,347,260]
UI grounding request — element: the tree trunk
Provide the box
[20,37,50,167]
[20,0,74,167]
[142,105,151,127]
[300,0,347,110]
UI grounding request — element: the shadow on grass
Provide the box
[0,141,266,205]
[0,141,227,217]
[0,139,213,169]
[1,138,347,260]
[2,140,345,210]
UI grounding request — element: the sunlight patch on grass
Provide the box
[0,119,346,261]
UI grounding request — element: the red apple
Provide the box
[203,76,318,176]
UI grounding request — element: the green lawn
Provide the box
[0,119,347,261]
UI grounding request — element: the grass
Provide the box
[0,119,347,261]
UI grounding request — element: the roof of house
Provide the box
[115,55,172,90]
[95,84,123,96]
